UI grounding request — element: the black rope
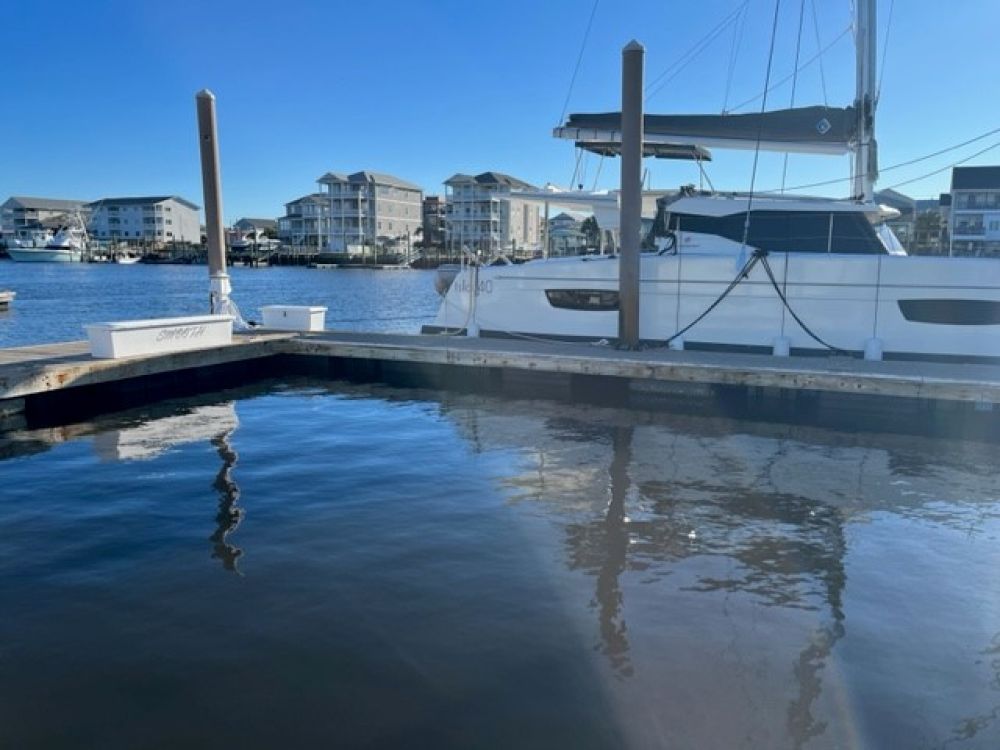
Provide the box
[756,253,853,355]
[665,252,761,346]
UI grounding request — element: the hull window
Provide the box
[545,289,619,311]
[898,299,1000,325]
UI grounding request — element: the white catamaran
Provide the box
[426,1,1000,363]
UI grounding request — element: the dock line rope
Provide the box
[665,251,761,347]
[756,253,853,355]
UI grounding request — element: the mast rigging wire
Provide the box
[876,0,895,103]
[780,0,808,193]
[557,0,600,125]
[726,24,851,112]
[809,0,829,105]
[758,124,1000,194]
[645,1,749,101]
[722,2,748,112]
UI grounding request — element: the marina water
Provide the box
[0,261,440,348]
[1,262,998,747]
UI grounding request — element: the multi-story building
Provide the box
[948,165,1000,257]
[547,212,588,256]
[316,171,422,253]
[421,195,446,249]
[444,172,541,258]
[279,172,423,253]
[1,196,89,241]
[88,196,201,245]
[277,193,326,249]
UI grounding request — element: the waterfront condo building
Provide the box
[88,196,201,245]
[948,165,1000,257]
[1,196,89,242]
[317,171,423,253]
[277,194,326,249]
[444,172,541,258]
[279,172,423,253]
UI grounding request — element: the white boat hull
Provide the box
[427,253,1000,362]
[7,246,82,262]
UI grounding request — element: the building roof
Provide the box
[4,196,87,211]
[90,196,200,210]
[285,193,327,208]
[444,172,537,190]
[317,170,422,191]
[951,166,1000,190]
[234,217,277,230]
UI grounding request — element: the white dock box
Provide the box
[84,315,234,359]
[261,305,327,332]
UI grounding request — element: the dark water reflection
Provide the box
[210,429,243,573]
[0,381,998,749]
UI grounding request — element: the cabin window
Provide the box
[665,210,885,254]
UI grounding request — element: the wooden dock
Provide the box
[1,330,998,437]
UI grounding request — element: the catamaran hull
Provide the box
[7,246,82,262]
[425,254,1000,362]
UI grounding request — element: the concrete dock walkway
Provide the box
[1,330,997,435]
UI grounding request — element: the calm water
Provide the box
[0,260,440,347]
[1,380,998,748]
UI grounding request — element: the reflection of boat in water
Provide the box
[427,389,998,748]
[91,403,238,461]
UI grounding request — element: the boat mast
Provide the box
[853,0,878,202]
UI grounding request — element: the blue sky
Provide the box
[2,0,999,221]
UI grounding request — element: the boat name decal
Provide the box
[454,278,493,295]
[155,325,208,342]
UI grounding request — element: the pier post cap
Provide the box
[196,89,216,101]
[623,40,645,54]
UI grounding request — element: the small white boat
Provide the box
[115,254,141,264]
[0,290,14,309]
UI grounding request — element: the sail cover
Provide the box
[555,105,857,155]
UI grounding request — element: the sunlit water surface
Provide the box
[1,381,998,749]
[0,261,439,347]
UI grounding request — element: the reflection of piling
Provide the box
[210,431,243,573]
[195,89,231,314]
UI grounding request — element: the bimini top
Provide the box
[555,105,857,156]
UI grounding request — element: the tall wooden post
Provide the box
[618,40,644,348]
[196,89,230,314]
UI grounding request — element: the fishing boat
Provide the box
[2,228,54,250]
[0,290,14,309]
[8,212,87,262]
[425,0,1000,363]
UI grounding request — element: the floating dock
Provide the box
[1,331,998,438]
